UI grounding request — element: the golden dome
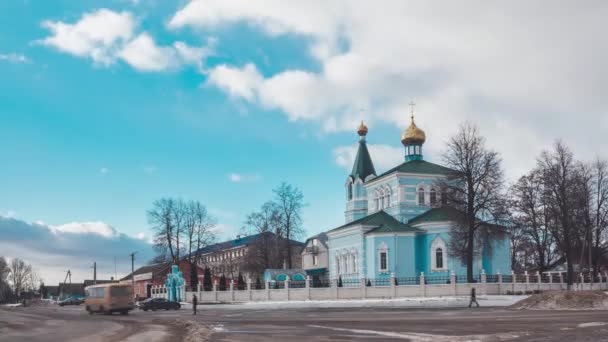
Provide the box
[401,117,426,145]
[357,121,368,136]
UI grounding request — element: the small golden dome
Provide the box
[401,118,426,145]
[357,121,368,136]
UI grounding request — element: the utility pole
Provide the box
[129,252,137,298]
[92,262,97,285]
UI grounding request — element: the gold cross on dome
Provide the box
[409,101,416,120]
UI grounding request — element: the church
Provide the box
[325,108,511,281]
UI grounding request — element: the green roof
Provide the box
[407,206,462,225]
[350,140,376,181]
[372,160,454,182]
[329,210,422,234]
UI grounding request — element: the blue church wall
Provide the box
[364,234,417,278]
[482,236,511,275]
[329,231,364,280]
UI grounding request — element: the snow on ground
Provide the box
[577,322,608,328]
[187,295,528,310]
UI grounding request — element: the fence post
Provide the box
[285,276,290,301]
[229,280,235,302]
[481,269,487,295]
[390,273,396,298]
[213,281,218,302]
[419,272,426,297]
[360,278,367,299]
[197,283,202,301]
[511,270,515,294]
[548,272,553,290]
[559,272,564,290]
[305,276,311,301]
[266,281,270,300]
[450,271,457,296]
[536,271,541,291]
[580,273,585,291]
[524,271,529,293]
[497,271,502,295]
[247,278,252,301]
[333,278,339,300]
[604,272,608,290]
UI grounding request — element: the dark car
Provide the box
[137,298,181,311]
[58,296,84,306]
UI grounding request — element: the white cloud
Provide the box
[228,172,261,183]
[52,221,117,238]
[0,216,155,284]
[39,9,214,72]
[333,143,403,174]
[99,167,110,174]
[0,53,29,63]
[39,9,135,65]
[178,1,608,178]
[207,63,263,101]
[118,33,177,71]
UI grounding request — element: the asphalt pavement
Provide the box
[1,304,608,341]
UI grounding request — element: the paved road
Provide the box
[2,304,608,341]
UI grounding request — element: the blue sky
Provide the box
[1,0,607,283]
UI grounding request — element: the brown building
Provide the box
[194,232,304,282]
[121,260,204,299]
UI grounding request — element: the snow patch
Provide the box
[578,322,607,328]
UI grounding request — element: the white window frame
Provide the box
[378,242,389,272]
[418,187,425,206]
[313,255,318,266]
[351,250,358,275]
[431,236,448,272]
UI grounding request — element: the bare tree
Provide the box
[0,257,11,302]
[537,141,586,288]
[148,198,178,263]
[510,169,557,272]
[242,201,284,277]
[439,122,507,282]
[591,158,608,274]
[9,258,32,297]
[273,182,306,269]
[184,200,217,288]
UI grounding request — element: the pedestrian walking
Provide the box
[192,294,198,315]
[469,287,479,308]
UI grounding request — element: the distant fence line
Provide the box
[151,271,608,303]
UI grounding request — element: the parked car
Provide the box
[58,296,84,306]
[137,298,181,311]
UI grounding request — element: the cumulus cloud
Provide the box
[174,1,608,178]
[0,216,155,285]
[207,63,263,101]
[39,9,135,65]
[333,143,403,174]
[39,9,214,72]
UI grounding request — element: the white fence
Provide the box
[150,271,608,303]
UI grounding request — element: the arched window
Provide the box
[378,242,388,272]
[418,187,425,206]
[435,248,443,269]
[385,187,391,208]
[343,254,349,274]
[335,256,341,275]
[431,236,447,271]
[430,188,437,205]
[352,252,358,275]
